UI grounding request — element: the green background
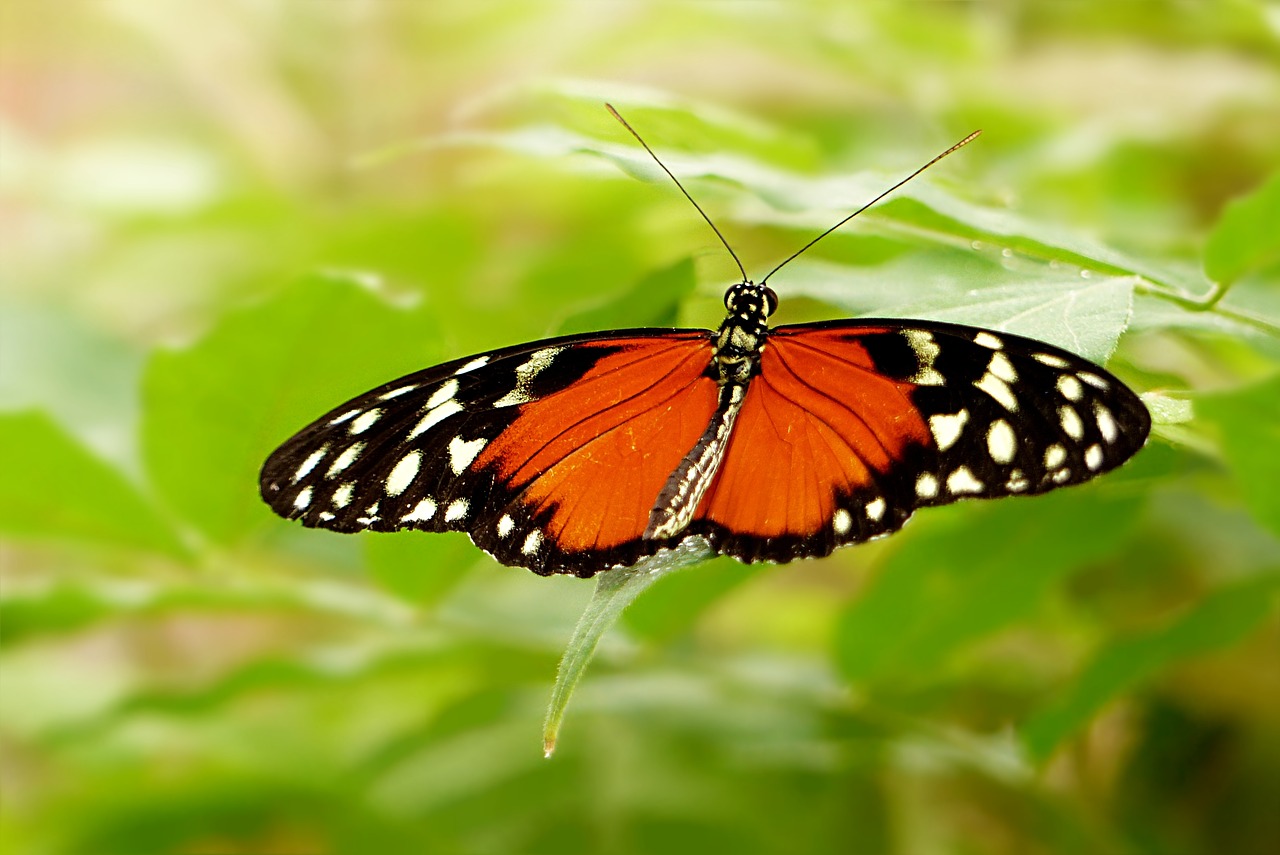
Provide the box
[3,2,1279,853]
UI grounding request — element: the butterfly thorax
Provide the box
[645,282,780,540]
[712,281,776,386]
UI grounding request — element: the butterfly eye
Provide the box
[763,287,779,317]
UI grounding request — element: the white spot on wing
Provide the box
[494,387,533,408]
[833,508,852,535]
[495,347,565,407]
[497,514,514,538]
[903,329,944,385]
[946,466,984,494]
[1052,467,1072,483]
[1059,405,1084,440]
[329,409,360,426]
[1045,444,1067,468]
[522,529,542,555]
[400,497,437,522]
[975,371,1018,411]
[1034,353,1070,369]
[350,409,382,435]
[408,399,463,439]
[444,499,468,522]
[865,497,886,521]
[986,419,1017,464]
[333,483,354,508]
[385,451,422,497]
[1057,375,1083,401]
[455,356,490,375]
[378,385,418,401]
[293,445,329,482]
[1006,470,1029,492]
[427,379,459,409]
[916,473,939,499]
[1078,371,1109,390]
[1085,444,1104,470]
[318,511,335,522]
[1095,403,1118,443]
[973,331,1003,350]
[988,351,1018,382]
[327,442,364,477]
[929,410,969,451]
[293,486,313,510]
[447,436,488,475]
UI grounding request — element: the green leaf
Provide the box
[1204,173,1280,286]
[1198,376,1280,538]
[835,487,1143,687]
[142,273,443,545]
[0,302,144,471]
[1141,392,1193,426]
[1022,574,1280,762]
[543,539,712,756]
[784,254,1135,363]
[0,411,185,556]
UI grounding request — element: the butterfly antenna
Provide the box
[606,104,749,283]
[761,129,981,285]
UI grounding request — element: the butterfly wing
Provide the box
[689,320,1150,562]
[260,329,718,576]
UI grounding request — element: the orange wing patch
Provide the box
[475,336,717,553]
[695,331,929,539]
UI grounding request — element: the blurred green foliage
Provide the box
[3,2,1279,854]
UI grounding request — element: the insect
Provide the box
[260,107,1150,577]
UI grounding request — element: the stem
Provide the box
[542,539,712,757]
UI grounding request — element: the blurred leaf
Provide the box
[1199,376,1280,537]
[49,638,462,740]
[621,556,765,642]
[0,302,143,470]
[555,257,697,335]
[835,487,1143,686]
[0,411,185,556]
[544,539,712,756]
[509,79,818,170]
[364,531,478,605]
[1022,573,1280,762]
[457,122,1184,297]
[1204,173,1280,286]
[0,577,413,648]
[142,273,442,544]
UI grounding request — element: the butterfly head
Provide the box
[713,281,777,383]
[723,280,778,322]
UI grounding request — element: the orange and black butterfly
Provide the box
[260,109,1149,577]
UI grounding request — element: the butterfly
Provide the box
[260,108,1150,578]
